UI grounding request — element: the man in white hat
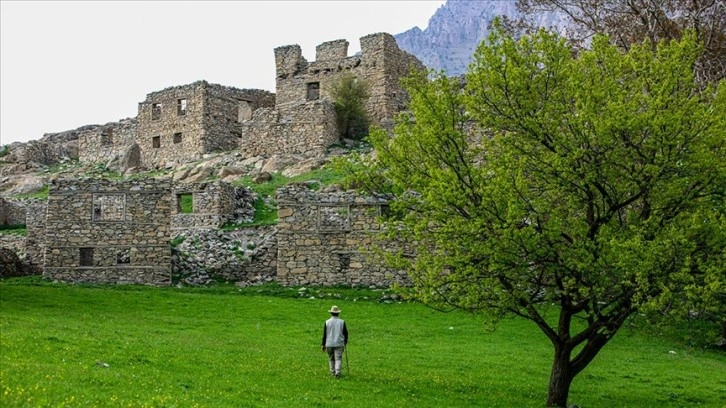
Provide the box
[321,305,348,378]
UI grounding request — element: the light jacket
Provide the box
[322,316,348,348]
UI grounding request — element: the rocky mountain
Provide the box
[395,0,567,76]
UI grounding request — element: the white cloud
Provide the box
[0,0,444,145]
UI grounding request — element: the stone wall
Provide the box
[275,184,408,287]
[238,101,338,157]
[24,200,46,266]
[172,181,238,230]
[137,81,275,168]
[0,197,26,225]
[78,118,138,165]
[0,234,25,255]
[43,179,172,285]
[274,33,425,129]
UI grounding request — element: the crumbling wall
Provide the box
[275,185,408,287]
[24,200,46,266]
[78,118,138,165]
[137,81,275,168]
[0,197,26,225]
[43,179,172,285]
[238,101,338,157]
[274,33,425,129]
[172,181,237,230]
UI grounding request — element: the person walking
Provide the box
[321,305,348,378]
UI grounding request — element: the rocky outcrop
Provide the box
[395,0,566,76]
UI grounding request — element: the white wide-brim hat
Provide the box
[329,305,341,313]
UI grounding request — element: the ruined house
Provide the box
[78,82,275,169]
[43,179,173,284]
[10,32,425,287]
[237,33,425,157]
[75,32,423,169]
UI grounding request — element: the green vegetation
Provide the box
[0,224,27,236]
[0,145,9,158]
[179,193,193,214]
[170,236,186,248]
[329,73,371,140]
[0,279,724,407]
[225,165,348,229]
[350,24,726,407]
[12,186,49,200]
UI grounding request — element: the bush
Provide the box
[329,74,370,140]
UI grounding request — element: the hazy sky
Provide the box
[0,0,445,145]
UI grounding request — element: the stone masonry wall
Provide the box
[0,197,26,225]
[171,181,237,230]
[24,200,47,266]
[43,179,172,285]
[274,33,425,129]
[238,101,338,157]
[78,118,138,165]
[202,84,276,154]
[137,81,275,168]
[275,185,408,287]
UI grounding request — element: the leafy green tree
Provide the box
[352,25,725,407]
[329,74,370,140]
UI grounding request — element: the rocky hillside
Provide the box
[395,0,566,76]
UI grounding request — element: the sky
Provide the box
[0,0,445,145]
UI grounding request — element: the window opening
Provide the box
[177,193,193,214]
[319,205,350,231]
[93,194,126,222]
[306,82,320,101]
[173,132,182,144]
[80,247,94,266]
[117,248,131,264]
[152,136,161,148]
[177,99,187,116]
[151,103,162,120]
[101,128,113,146]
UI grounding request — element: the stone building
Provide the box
[235,33,424,159]
[273,32,425,128]
[136,81,275,168]
[43,179,173,285]
[78,118,138,165]
[275,184,408,287]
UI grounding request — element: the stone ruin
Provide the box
[4,178,406,287]
[1,32,423,287]
[74,32,423,171]
[276,184,407,288]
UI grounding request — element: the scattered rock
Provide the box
[252,171,272,184]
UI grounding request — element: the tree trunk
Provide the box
[546,345,574,407]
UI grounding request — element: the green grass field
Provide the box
[1,279,724,407]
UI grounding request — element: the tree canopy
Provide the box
[517,0,726,85]
[350,24,725,407]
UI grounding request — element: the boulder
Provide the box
[184,167,213,183]
[281,157,328,178]
[252,171,272,184]
[261,155,301,174]
[218,166,246,179]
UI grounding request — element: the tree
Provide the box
[329,74,371,140]
[353,25,725,407]
[517,0,726,85]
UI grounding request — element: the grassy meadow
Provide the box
[0,279,724,407]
